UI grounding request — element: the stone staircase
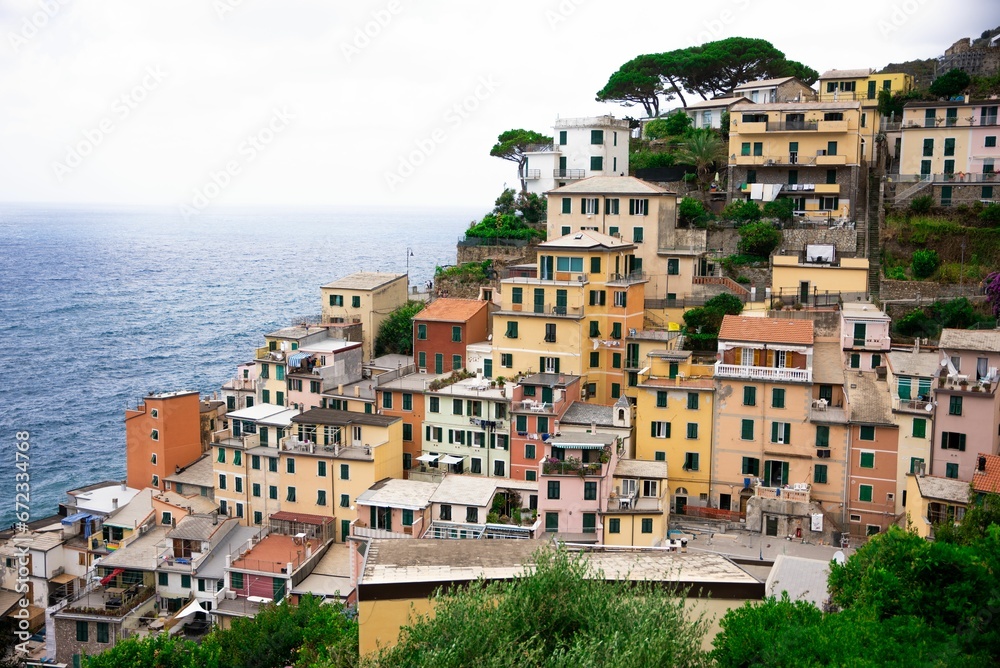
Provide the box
[893,177,932,205]
[693,275,750,297]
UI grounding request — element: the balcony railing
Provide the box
[524,169,541,179]
[715,362,812,383]
[754,483,811,503]
[553,169,585,179]
[766,121,818,131]
[900,115,998,129]
[845,336,890,350]
[542,458,606,477]
[887,172,999,184]
[504,303,584,317]
[515,400,555,413]
[607,270,647,285]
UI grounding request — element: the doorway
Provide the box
[765,516,778,536]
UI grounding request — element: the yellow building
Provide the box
[817,69,915,162]
[493,231,646,405]
[623,329,683,400]
[546,176,706,301]
[633,350,715,513]
[321,272,409,361]
[286,408,404,542]
[770,253,869,305]
[254,325,332,408]
[727,101,864,221]
[903,473,968,539]
[602,459,669,546]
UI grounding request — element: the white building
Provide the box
[524,115,631,195]
[682,97,745,130]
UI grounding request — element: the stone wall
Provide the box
[455,243,535,266]
[707,225,857,257]
[890,182,997,209]
[745,497,842,546]
[768,309,842,338]
[879,279,984,301]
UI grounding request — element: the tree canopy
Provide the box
[372,547,711,668]
[492,187,547,224]
[675,129,726,193]
[929,68,972,98]
[489,129,553,193]
[374,300,425,357]
[597,39,819,114]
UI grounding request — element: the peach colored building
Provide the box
[509,373,581,482]
[840,303,891,372]
[536,431,621,538]
[353,478,439,539]
[126,391,203,492]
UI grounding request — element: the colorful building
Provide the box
[845,372,899,538]
[903,472,968,539]
[413,298,490,374]
[320,272,409,361]
[770,252,869,305]
[536,431,620,538]
[509,373,581,481]
[840,302,891,372]
[493,231,646,405]
[602,459,670,546]
[126,391,203,493]
[523,115,631,195]
[886,347,938,514]
[733,77,817,104]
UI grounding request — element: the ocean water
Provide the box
[0,204,478,527]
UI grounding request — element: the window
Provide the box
[941,432,966,451]
[986,136,997,148]
[684,452,699,471]
[417,351,426,369]
[555,256,584,272]
[218,474,227,490]
[591,129,604,144]
[611,322,622,339]
[923,137,934,156]
[149,428,159,441]
[651,421,671,438]
[561,197,571,214]
[429,396,440,413]
[286,487,296,502]
[151,475,159,487]
[545,323,557,343]
[547,480,561,499]
[559,130,567,145]
[511,287,523,305]
[772,388,785,408]
[859,425,875,441]
[611,383,621,399]
[911,417,926,439]
[234,477,243,493]
[656,391,668,407]
[667,258,679,275]
[770,422,791,444]
[453,354,462,371]
[462,507,477,523]
[944,137,956,157]
[743,386,756,406]
[340,464,350,480]
[946,463,959,479]
[416,324,427,340]
[814,465,828,484]
[589,155,603,171]
[584,481,597,500]
[686,423,698,440]
[493,460,505,477]
[231,572,244,589]
[816,425,830,447]
[287,458,295,474]
[629,198,649,216]
[687,393,698,410]
[589,289,607,306]
[269,485,278,499]
[382,392,393,409]
[859,484,873,502]
[351,295,361,308]
[330,294,343,307]
[217,447,226,464]
[449,325,462,343]
[654,451,666,461]
[158,572,169,586]
[741,457,760,476]
[606,198,620,215]
[525,470,536,481]
[850,353,860,369]
[338,493,350,508]
[741,419,754,440]
[641,518,653,534]
[608,518,620,534]
[402,423,412,441]
[949,395,963,416]
[860,451,875,468]
[181,574,191,589]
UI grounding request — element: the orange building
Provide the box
[126,391,203,492]
[413,298,491,374]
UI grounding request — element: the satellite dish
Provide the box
[925,403,933,412]
[941,359,949,367]
[833,550,847,565]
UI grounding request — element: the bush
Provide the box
[737,221,782,257]
[911,248,940,278]
[720,254,766,275]
[466,213,544,241]
[645,110,693,139]
[374,300,425,357]
[885,266,907,281]
[704,293,744,316]
[979,203,1000,225]
[678,197,712,227]
[909,195,934,214]
[735,275,750,284]
[629,150,677,171]
[929,68,971,98]
[762,198,795,222]
[893,308,936,338]
[722,199,762,224]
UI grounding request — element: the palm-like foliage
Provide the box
[675,129,726,195]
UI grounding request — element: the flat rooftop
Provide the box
[226,403,288,422]
[428,475,501,508]
[357,478,439,510]
[232,534,307,575]
[322,272,406,291]
[165,455,215,488]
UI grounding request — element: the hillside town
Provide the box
[6,34,1000,667]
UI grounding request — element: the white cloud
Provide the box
[0,0,992,208]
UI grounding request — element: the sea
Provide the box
[0,204,479,528]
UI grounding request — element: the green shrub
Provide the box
[909,195,934,214]
[678,197,712,227]
[762,198,795,222]
[735,275,750,284]
[722,199,762,223]
[911,249,940,278]
[885,266,907,281]
[629,150,677,171]
[645,110,692,139]
[466,213,544,241]
[979,203,1000,225]
[704,293,744,316]
[737,221,782,257]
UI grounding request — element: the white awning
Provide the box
[440,455,464,465]
[175,599,208,619]
[416,454,439,462]
[769,344,809,353]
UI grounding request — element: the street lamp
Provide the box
[406,247,414,275]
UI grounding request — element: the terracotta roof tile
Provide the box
[415,298,487,323]
[972,453,1000,495]
[718,315,814,345]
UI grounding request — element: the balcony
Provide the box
[815,153,847,165]
[514,400,555,414]
[553,169,585,179]
[608,492,664,513]
[766,121,818,132]
[158,548,209,572]
[500,304,584,318]
[542,457,606,477]
[715,362,811,383]
[352,517,423,540]
[606,270,647,285]
[809,400,848,424]
[524,169,541,180]
[754,483,811,503]
[843,335,890,351]
[892,395,934,413]
[737,121,768,134]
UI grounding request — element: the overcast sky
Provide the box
[0,0,995,210]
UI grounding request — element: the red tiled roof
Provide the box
[414,298,487,323]
[718,315,814,345]
[972,453,1000,495]
[270,511,335,525]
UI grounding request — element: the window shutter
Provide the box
[771,422,779,442]
[651,422,657,438]
[554,358,560,373]
[763,464,771,487]
[784,423,791,444]
[781,462,789,485]
[959,433,966,451]
[540,357,546,373]
[628,199,635,215]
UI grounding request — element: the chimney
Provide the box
[338,384,344,396]
[978,455,987,472]
[355,386,361,397]
[112,498,119,510]
[590,421,597,434]
[121,480,127,491]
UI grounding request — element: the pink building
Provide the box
[840,303,891,371]
[536,431,621,538]
[932,329,1000,481]
[509,373,581,481]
